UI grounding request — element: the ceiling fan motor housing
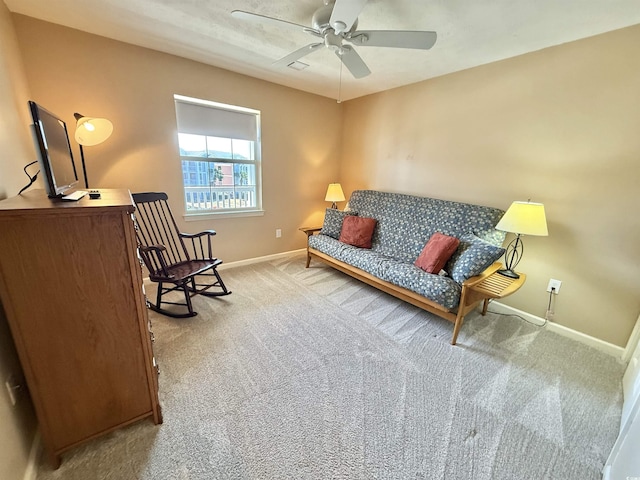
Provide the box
[324,31,343,51]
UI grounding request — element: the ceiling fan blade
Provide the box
[273,43,323,68]
[336,45,371,79]
[231,10,315,35]
[349,30,437,50]
[330,0,368,34]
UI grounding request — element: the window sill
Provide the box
[183,209,265,221]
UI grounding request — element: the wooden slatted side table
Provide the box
[467,265,526,315]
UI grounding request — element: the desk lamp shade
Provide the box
[74,114,113,146]
[495,201,548,278]
[325,183,345,209]
[74,113,113,188]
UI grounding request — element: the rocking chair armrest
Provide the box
[178,231,217,260]
[139,244,167,255]
[138,244,174,278]
[179,230,217,239]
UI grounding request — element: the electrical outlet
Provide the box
[275,228,282,238]
[547,279,562,294]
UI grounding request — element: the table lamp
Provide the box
[495,200,548,278]
[325,183,345,209]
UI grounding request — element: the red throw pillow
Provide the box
[414,232,460,274]
[339,216,377,249]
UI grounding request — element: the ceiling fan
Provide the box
[231,0,437,79]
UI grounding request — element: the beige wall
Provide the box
[0,2,38,479]
[340,25,640,347]
[12,14,343,263]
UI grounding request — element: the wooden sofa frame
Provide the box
[303,229,524,345]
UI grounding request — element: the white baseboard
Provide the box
[489,301,625,359]
[217,249,306,270]
[23,431,40,480]
[622,314,640,363]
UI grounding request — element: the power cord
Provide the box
[545,287,556,321]
[18,160,39,195]
[487,307,547,328]
[486,289,553,329]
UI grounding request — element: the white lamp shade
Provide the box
[74,115,113,146]
[325,183,345,203]
[496,201,548,236]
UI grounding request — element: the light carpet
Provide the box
[35,253,624,479]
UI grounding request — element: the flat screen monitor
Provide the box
[28,100,78,197]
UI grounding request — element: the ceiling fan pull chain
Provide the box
[338,58,343,104]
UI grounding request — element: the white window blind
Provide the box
[174,96,258,141]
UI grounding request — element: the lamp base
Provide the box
[497,269,520,279]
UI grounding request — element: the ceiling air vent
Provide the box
[287,61,309,71]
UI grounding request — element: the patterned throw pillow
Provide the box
[473,228,506,247]
[414,232,460,274]
[339,216,377,249]
[320,208,357,239]
[447,233,505,283]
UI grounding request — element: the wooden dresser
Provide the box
[0,189,162,467]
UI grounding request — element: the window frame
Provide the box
[174,94,263,219]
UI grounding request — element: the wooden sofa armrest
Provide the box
[299,226,322,235]
[462,263,526,309]
[462,262,526,301]
[299,226,323,267]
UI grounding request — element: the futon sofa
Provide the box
[305,190,509,345]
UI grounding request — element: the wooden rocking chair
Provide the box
[132,192,231,318]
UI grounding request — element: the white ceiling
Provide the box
[6,0,640,101]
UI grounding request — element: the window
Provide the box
[174,94,262,216]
